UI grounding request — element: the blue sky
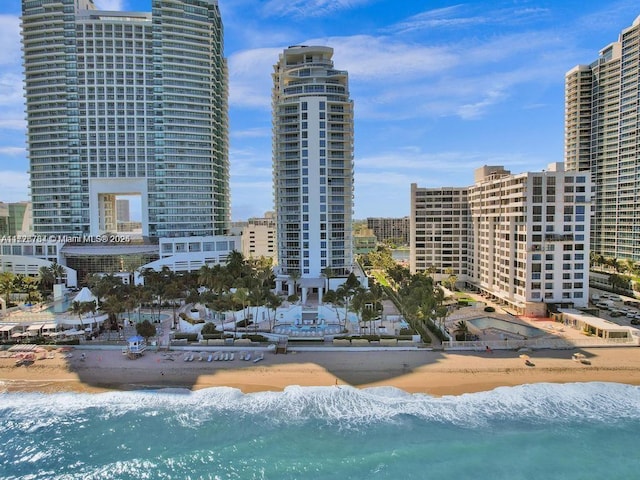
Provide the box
[0,0,639,221]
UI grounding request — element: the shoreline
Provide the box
[2,347,640,396]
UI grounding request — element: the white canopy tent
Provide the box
[72,287,98,305]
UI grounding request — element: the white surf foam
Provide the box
[1,382,639,429]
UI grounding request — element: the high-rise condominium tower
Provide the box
[272,46,354,290]
[565,15,640,261]
[22,0,229,239]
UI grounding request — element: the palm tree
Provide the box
[232,287,249,336]
[368,282,385,333]
[22,276,42,304]
[623,259,638,277]
[71,301,91,331]
[50,261,65,285]
[38,266,55,293]
[226,250,246,281]
[323,289,345,330]
[0,271,15,307]
[321,266,335,296]
[265,292,282,331]
[101,295,125,339]
[164,277,184,325]
[453,320,470,341]
[288,269,301,300]
[140,266,173,321]
[198,265,216,291]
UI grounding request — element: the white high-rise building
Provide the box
[468,164,592,315]
[565,15,640,261]
[272,46,354,301]
[410,164,592,316]
[21,0,229,239]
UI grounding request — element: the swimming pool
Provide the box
[43,299,72,314]
[273,324,342,336]
[467,317,546,338]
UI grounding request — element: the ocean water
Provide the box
[1,382,639,479]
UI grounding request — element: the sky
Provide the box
[0,0,639,221]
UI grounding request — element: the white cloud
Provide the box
[0,16,21,66]
[261,0,373,18]
[0,147,25,156]
[231,127,271,139]
[389,4,550,34]
[330,35,459,80]
[93,0,125,10]
[228,47,282,109]
[355,148,544,184]
[390,5,488,34]
[0,72,26,131]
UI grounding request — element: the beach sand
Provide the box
[2,346,640,396]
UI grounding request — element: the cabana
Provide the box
[26,324,43,336]
[0,323,17,341]
[42,322,59,334]
[560,309,640,345]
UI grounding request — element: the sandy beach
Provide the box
[2,345,640,396]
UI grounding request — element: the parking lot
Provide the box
[591,289,640,326]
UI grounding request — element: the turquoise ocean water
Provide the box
[1,382,639,479]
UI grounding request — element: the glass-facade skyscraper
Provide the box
[272,45,354,292]
[565,15,640,261]
[21,0,229,239]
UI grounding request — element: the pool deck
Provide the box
[445,296,605,345]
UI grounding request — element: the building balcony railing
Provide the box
[545,234,574,242]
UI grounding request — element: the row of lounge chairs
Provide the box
[182,351,265,363]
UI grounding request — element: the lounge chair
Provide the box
[207,354,213,362]
[253,353,264,363]
[229,352,235,361]
[184,354,190,362]
[244,352,251,361]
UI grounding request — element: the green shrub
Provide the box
[424,318,445,342]
[241,334,268,342]
[173,333,198,341]
[484,306,495,312]
[201,322,219,335]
